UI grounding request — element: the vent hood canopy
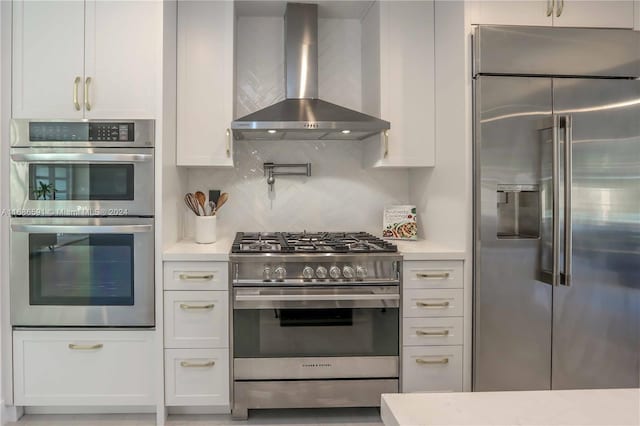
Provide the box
[231,3,390,141]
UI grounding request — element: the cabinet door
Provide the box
[84,0,160,118]
[554,1,635,28]
[468,1,553,26]
[13,330,155,405]
[164,291,229,349]
[176,0,234,167]
[12,0,85,118]
[363,1,435,168]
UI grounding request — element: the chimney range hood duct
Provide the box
[231,3,390,141]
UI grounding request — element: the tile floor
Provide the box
[8,408,383,426]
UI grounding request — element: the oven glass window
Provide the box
[29,164,134,201]
[234,307,399,358]
[29,233,134,305]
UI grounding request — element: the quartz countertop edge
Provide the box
[381,389,640,426]
[163,237,234,261]
[163,238,465,262]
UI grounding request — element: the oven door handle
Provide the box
[235,293,399,302]
[11,224,153,234]
[10,153,152,163]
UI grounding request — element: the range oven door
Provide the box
[10,217,154,327]
[233,286,400,380]
[10,147,154,216]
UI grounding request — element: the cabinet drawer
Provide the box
[164,261,228,291]
[402,345,463,393]
[13,330,155,406]
[403,289,463,317]
[404,260,463,289]
[164,291,229,349]
[403,317,463,346]
[165,348,230,407]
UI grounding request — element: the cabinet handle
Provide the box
[180,360,215,368]
[556,0,563,17]
[73,76,81,111]
[416,272,450,279]
[383,130,389,158]
[179,273,214,281]
[179,303,214,310]
[416,329,450,337]
[226,128,231,157]
[416,357,449,365]
[546,0,554,16]
[416,301,450,308]
[68,343,103,350]
[84,77,92,111]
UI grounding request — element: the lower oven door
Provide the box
[233,286,399,380]
[10,217,154,326]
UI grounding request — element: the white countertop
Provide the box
[163,237,234,261]
[381,389,640,426]
[163,238,465,262]
[391,239,466,261]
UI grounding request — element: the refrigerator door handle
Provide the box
[552,115,561,286]
[563,115,573,286]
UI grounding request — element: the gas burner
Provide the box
[231,232,397,254]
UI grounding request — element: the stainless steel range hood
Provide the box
[231,3,390,141]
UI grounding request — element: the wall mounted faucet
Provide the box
[263,162,312,192]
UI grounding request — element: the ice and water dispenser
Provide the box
[496,184,540,239]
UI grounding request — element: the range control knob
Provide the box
[329,266,341,279]
[302,266,315,280]
[315,266,328,279]
[356,266,368,280]
[274,266,287,281]
[262,267,272,281]
[342,266,355,279]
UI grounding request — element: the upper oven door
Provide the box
[10,147,154,216]
[10,216,154,327]
[233,286,400,359]
[11,119,154,148]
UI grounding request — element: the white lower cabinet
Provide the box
[13,330,155,406]
[163,260,230,410]
[402,346,463,393]
[402,259,465,393]
[164,290,229,349]
[165,348,229,406]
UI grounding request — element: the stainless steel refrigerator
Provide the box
[473,26,640,391]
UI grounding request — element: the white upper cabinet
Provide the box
[176,0,234,167]
[469,0,635,28]
[12,1,85,119]
[12,0,159,119]
[554,1,635,28]
[362,0,435,168]
[84,0,160,119]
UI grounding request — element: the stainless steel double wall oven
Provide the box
[10,119,155,327]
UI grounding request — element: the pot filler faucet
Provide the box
[263,162,311,192]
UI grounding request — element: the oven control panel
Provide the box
[29,122,135,142]
[89,123,134,141]
[232,256,401,286]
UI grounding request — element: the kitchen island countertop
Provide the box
[381,389,640,426]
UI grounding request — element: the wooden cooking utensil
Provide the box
[216,192,229,211]
[184,193,201,216]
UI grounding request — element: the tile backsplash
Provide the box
[185,16,410,239]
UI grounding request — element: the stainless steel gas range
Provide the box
[230,232,402,419]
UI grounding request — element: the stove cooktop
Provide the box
[231,232,398,254]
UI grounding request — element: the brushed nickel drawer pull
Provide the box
[416,329,450,337]
[416,357,449,365]
[180,303,214,310]
[383,130,389,158]
[179,273,214,281]
[180,360,215,368]
[416,272,450,279]
[226,128,231,157]
[68,343,103,350]
[416,301,450,308]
